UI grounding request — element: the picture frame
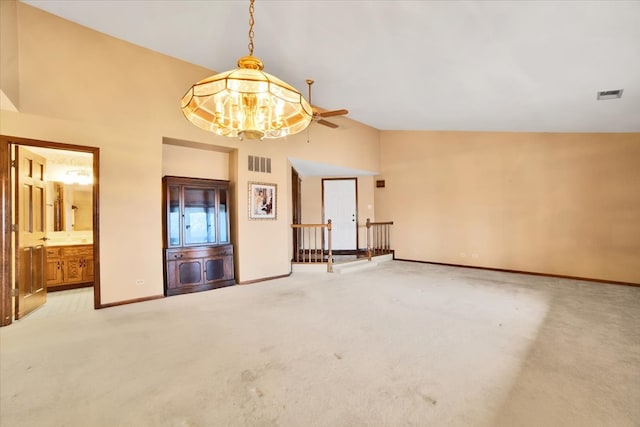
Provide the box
[249,182,277,220]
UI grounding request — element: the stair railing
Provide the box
[291,219,333,272]
[366,218,394,261]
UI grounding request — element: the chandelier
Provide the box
[181,0,312,140]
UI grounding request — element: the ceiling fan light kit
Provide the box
[181,0,312,140]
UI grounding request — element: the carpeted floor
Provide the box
[1,261,639,427]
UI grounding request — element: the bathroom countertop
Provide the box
[47,242,93,247]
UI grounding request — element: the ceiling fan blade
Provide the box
[317,119,339,129]
[318,109,349,118]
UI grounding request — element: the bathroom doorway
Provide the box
[0,135,100,326]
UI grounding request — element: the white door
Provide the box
[323,179,357,250]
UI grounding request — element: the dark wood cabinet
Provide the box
[165,246,234,294]
[45,245,94,291]
[162,176,235,296]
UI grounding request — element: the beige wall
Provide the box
[228,126,379,282]
[0,2,380,303]
[376,131,640,284]
[6,1,633,302]
[300,176,375,249]
[0,0,19,109]
[161,141,230,181]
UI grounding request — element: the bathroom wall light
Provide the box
[64,170,93,185]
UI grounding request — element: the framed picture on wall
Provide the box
[249,182,277,220]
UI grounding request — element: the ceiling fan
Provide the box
[306,79,349,129]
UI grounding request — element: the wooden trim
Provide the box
[238,273,291,285]
[161,175,230,186]
[291,223,329,228]
[368,220,394,226]
[291,167,301,256]
[12,144,19,319]
[0,135,101,327]
[0,138,11,326]
[293,249,366,256]
[330,249,368,256]
[92,145,101,310]
[98,294,164,309]
[394,258,640,287]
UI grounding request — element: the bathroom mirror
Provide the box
[46,182,93,232]
[51,182,65,231]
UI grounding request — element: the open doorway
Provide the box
[0,135,100,326]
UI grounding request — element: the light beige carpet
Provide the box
[1,261,639,427]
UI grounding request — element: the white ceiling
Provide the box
[23,0,640,133]
[288,157,377,177]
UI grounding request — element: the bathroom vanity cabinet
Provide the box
[45,244,94,290]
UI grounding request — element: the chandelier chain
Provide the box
[248,0,255,56]
[182,0,313,139]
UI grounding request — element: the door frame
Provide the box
[291,167,302,256]
[322,177,358,251]
[1,135,100,327]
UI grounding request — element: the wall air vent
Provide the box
[597,89,623,100]
[248,155,271,173]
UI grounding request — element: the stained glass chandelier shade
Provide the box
[181,1,312,140]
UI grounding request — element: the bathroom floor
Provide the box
[21,287,94,321]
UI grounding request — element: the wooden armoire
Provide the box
[162,176,235,296]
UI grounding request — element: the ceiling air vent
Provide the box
[597,89,623,100]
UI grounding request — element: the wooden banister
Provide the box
[366,218,394,261]
[291,219,333,272]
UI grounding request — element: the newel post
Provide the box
[366,218,372,261]
[327,219,333,273]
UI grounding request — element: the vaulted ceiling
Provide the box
[23,0,640,133]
